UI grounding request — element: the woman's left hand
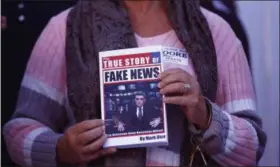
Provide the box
[158,68,210,130]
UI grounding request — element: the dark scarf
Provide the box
[66,0,218,166]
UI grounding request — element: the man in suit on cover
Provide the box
[116,92,162,132]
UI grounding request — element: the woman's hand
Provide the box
[158,68,210,130]
[56,119,116,165]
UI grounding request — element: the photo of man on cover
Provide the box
[104,82,164,135]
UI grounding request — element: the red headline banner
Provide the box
[102,53,153,69]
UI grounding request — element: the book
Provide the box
[99,45,189,148]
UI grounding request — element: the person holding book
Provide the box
[3,0,266,167]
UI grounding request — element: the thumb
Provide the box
[101,147,117,156]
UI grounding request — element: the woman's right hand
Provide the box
[56,119,116,165]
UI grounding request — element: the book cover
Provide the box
[99,46,168,148]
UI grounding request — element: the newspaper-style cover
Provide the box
[99,46,168,148]
[99,45,189,148]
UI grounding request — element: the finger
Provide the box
[101,147,117,155]
[74,119,104,134]
[77,126,104,145]
[160,82,187,95]
[160,68,186,80]
[163,96,186,106]
[82,134,107,154]
[158,73,188,89]
[163,95,197,106]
